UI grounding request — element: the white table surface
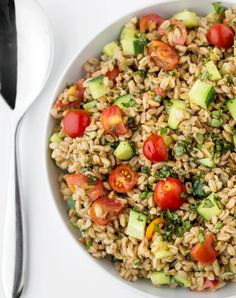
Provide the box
[0,0,149,297]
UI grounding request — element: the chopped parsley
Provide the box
[140,166,151,175]
[80,166,92,173]
[136,70,147,78]
[128,117,139,132]
[87,175,97,185]
[174,145,186,156]
[162,211,191,242]
[211,133,233,153]
[104,139,119,149]
[212,2,226,14]
[192,173,210,198]
[198,231,205,244]
[86,239,93,250]
[189,204,199,213]
[122,99,139,109]
[139,191,153,200]
[160,127,169,135]
[134,259,141,266]
[215,222,222,229]
[67,198,76,209]
[155,165,177,180]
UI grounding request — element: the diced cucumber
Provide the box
[120,27,146,55]
[114,94,132,110]
[149,271,171,286]
[173,275,192,287]
[83,100,98,112]
[168,99,187,130]
[189,80,215,109]
[87,76,109,99]
[114,141,134,160]
[198,157,215,168]
[151,240,176,259]
[233,131,236,147]
[120,27,137,40]
[163,99,172,114]
[209,118,223,128]
[126,210,147,240]
[197,193,222,221]
[226,98,236,121]
[229,258,236,273]
[173,10,198,28]
[205,61,222,81]
[50,133,62,143]
[103,41,119,57]
[196,133,204,144]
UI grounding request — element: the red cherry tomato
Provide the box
[139,13,164,33]
[154,177,185,210]
[190,232,217,265]
[207,24,234,49]
[158,19,187,45]
[143,134,168,162]
[63,109,91,138]
[90,196,124,225]
[66,173,106,201]
[203,278,218,290]
[148,40,179,71]
[100,105,129,135]
[106,66,120,84]
[108,165,137,193]
[54,80,84,110]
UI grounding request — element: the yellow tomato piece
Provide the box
[67,85,77,96]
[145,218,166,240]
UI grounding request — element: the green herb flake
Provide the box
[189,204,199,213]
[134,259,141,266]
[154,224,161,234]
[139,192,153,200]
[86,239,93,250]
[87,175,97,185]
[160,127,169,135]
[80,166,92,173]
[140,166,151,175]
[192,173,210,198]
[196,133,204,144]
[155,165,177,180]
[227,75,234,85]
[183,220,191,231]
[212,2,226,14]
[128,117,139,132]
[137,215,144,222]
[198,231,205,244]
[137,70,147,78]
[215,222,222,229]
[67,198,76,209]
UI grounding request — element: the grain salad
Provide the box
[49,3,236,292]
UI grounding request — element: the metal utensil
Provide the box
[1,0,54,296]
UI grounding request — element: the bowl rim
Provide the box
[43,1,236,297]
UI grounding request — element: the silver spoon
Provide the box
[1,0,54,297]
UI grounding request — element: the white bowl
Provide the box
[45,1,236,297]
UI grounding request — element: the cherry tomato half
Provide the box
[139,13,164,33]
[148,40,179,71]
[63,109,91,138]
[190,232,217,265]
[90,196,124,225]
[54,80,84,110]
[154,177,185,211]
[106,66,120,84]
[207,24,234,49]
[66,173,106,201]
[108,165,137,193]
[158,19,187,45]
[100,105,129,135]
[143,134,168,162]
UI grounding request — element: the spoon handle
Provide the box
[2,118,25,298]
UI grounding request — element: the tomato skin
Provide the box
[148,40,179,71]
[154,87,166,97]
[158,19,187,45]
[106,66,120,84]
[63,109,91,138]
[203,278,218,290]
[143,134,168,162]
[90,196,124,225]
[207,24,234,49]
[139,13,164,33]
[65,173,106,201]
[100,105,129,135]
[108,165,138,193]
[154,177,185,211]
[54,80,84,110]
[190,232,217,265]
